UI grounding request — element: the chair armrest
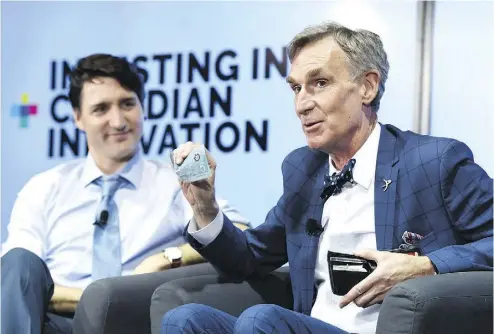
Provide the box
[377,271,493,334]
[150,266,292,334]
[72,263,218,334]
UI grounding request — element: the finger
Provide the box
[353,287,380,308]
[364,291,387,308]
[339,283,369,308]
[353,248,381,261]
[179,141,195,159]
[174,142,195,165]
[339,272,379,308]
[172,146,183,165]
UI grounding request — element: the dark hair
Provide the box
[68,53,144,110]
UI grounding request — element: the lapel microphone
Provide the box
[320,159,356,202]
[96,210,109,226]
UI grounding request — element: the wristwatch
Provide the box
[164,247,183,268]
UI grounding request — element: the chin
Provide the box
[306,141,319,150]
[305,135,325,151]
[113,145,137,161]
[305,130,336,153]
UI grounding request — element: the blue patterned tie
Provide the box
[92,175,123,281]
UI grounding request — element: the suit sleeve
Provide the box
[427,140,493,273]
[185,161,291,281]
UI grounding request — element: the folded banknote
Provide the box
[170,145,211,182]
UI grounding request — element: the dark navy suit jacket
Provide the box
[187,124,493,315]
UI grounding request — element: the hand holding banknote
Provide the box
[171,142,219,228]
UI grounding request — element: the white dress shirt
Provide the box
[1,150,249,290]
[310,123,381,333]
[190,124,382,333]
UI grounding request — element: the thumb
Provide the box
[353,248,380,261]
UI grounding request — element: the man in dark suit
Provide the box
[160,21,493,333]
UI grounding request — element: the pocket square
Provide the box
[401,231,424,246]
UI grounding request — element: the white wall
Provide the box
[430,1,494,177]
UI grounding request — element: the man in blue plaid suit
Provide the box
[161,21,493,333]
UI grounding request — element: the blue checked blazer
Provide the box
[187,124,493,316]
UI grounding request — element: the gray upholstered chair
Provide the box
[73,263,493,334]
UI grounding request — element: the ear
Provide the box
[361,70,380,106]
[73,108,84,131]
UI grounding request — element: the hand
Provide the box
[172,142,219,228]
[133,253,171,275]
[339,249,436,309]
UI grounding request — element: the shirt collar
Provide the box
[329,123,381,190]
[80,149,144,189]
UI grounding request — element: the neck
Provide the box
[90,151,136,175]
[330,112,377,171]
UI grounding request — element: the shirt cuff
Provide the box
[187,210,224,246]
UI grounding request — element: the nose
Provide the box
[108,108,127,131]
[295,89,315,116]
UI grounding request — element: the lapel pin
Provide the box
[382,179,392,192]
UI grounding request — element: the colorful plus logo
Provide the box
[11,94,38,128]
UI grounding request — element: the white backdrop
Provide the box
[430,1,494,176]
[2,1,421,240]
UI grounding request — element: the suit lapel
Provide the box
[302,149,328,314]
[305,148,329,225]
[309,159,329,224]
[374,125,401,250]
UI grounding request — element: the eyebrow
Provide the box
[90,101,109,110]
[119,97,136,103]
[306,68,323,80]
[89,96,136,109]
[286,67,325,84]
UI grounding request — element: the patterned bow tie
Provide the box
[320,158,356,202]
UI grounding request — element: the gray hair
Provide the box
[287,21,389,112]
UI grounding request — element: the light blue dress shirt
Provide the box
[1,150,249,289]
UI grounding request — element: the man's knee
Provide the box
[161,303,217,332]
[3,247,41,264]
[1,248,51,287]
[235,304,280,333]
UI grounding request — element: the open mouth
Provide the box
[303,121,322,131]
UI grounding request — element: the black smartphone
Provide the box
[327,251,377,296]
